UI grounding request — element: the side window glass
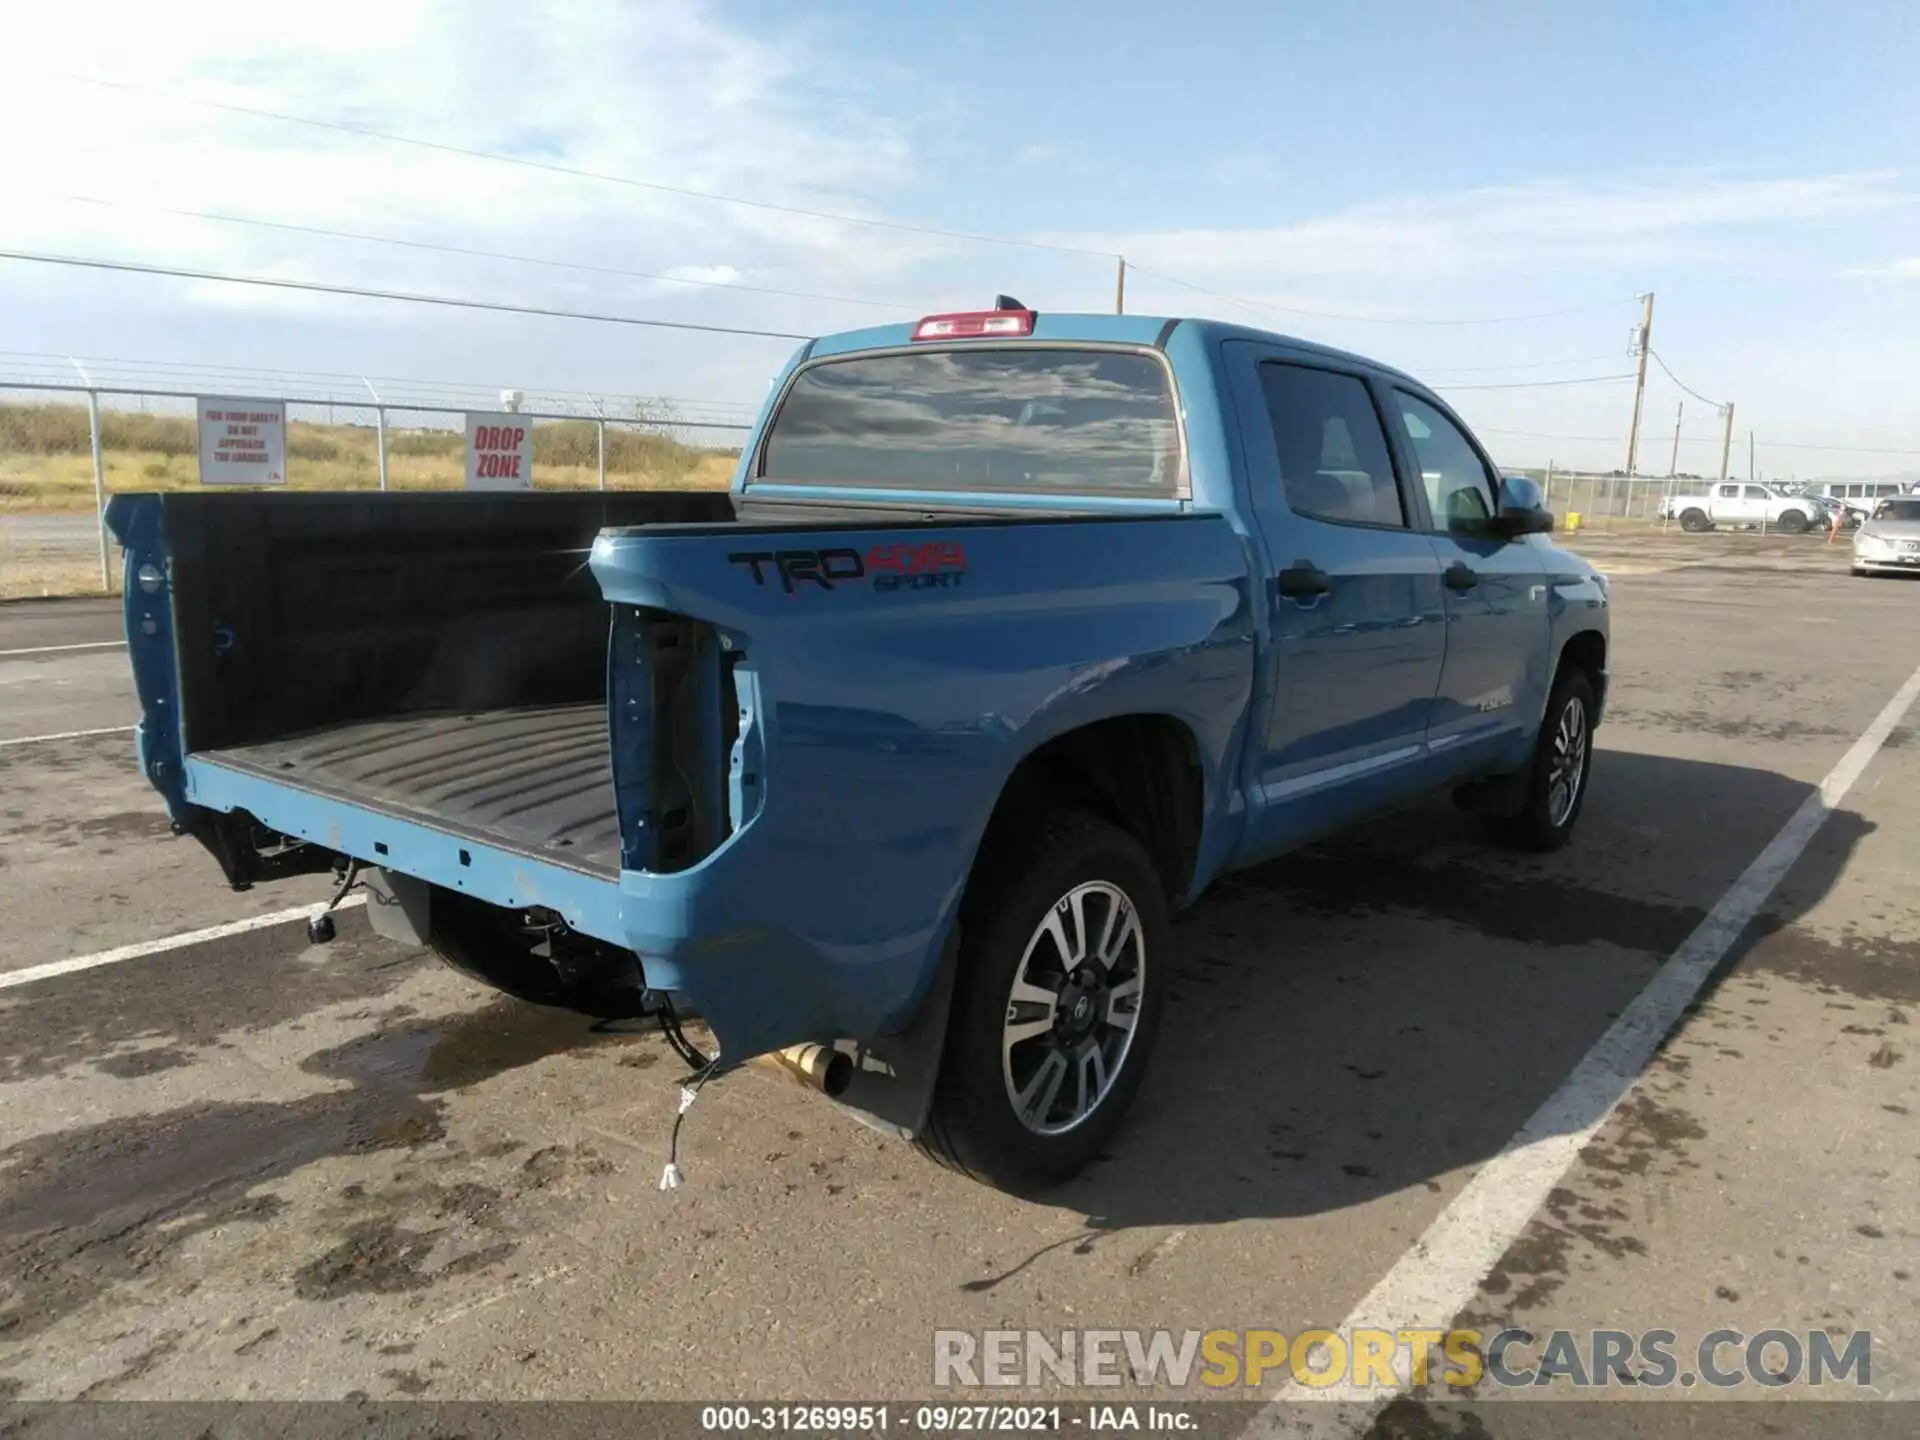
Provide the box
[1744,486,1769,501]
[1718,484,1741,499]
[1257,363,1406,527]
[1394,392,1494,532]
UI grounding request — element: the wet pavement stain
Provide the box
[0,925,425,1086]
[73,1330,185,1399]
[1606,707,1854,744]
[1362,1397,1494,1439]
[231,1325,278,1357]
[293,1218,516,1301]
[1736,916,1920,1005]
[1,811,175,849]
[1453,1091,1702,1347]
[0,991,662,1347]
[90,1045,196,1080]
[308,997,651,1097]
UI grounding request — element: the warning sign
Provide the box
[465,413,534,491]
[196,398,287,486]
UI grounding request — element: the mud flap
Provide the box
[822,929,961,1142]
[365,867,432,947]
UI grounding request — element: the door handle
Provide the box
[1276,563,1331,599]
[1443,562,1480,593]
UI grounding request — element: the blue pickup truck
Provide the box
[107,303,1608,1191]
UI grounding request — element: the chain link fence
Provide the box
[1522,468,1700,533]
[0,363,754,598]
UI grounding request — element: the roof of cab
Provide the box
[804,311,1423,388]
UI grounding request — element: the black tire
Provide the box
[918,810,1170,1192]
[1776,509,1809,535]
[1679,508,1710,533]
[1487,670,1596,854]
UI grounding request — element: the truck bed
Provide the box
[196,703,621,878]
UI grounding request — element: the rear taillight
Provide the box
[912,309,1035,340]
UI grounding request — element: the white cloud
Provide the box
[1064,172,1911,285]
[1842,256,1920,278]
[0,0,930,310]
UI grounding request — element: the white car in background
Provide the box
[1660,482,1829,534]
[1851,497,1920,577]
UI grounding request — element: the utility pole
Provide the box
[1114,255,1127,315]
[1624,291,1655,476]
[1749,429,1756,484]
[1717,402,1735,484]
[1668,401,1683,477]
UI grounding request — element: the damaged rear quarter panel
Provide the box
[590,514,1254,1061]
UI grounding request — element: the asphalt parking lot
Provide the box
[0,531,1916,1426]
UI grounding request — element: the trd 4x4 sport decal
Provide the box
[728,542,968,594]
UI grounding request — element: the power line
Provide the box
[1749,439,1920,457]
[1122,261,1638,327]
[1414,353,1621,375]
[1646,348,1725,409]
[45,192,914,312]
[0,249,813,340]
[1479,427,1632,442]
[0,350,755,420]
[1478,424,1920,458]
[52,71,1115,261]
[1433,373,1636,391]
[0,347,749,410]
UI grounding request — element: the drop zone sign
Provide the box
[197,399,287,486]
[466,414,534,490]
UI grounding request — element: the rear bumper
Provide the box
[186,756,627,942]
[180,757,943,1061]
[1853,557,1920,574]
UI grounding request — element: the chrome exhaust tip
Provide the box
[771,1042,853,1098]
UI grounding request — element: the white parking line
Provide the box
[1262,658,1920,1434]
[0,725,133,749]
[0,895,368,992]
[0,640,127,658]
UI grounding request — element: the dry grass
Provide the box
[0,546,120,601]
[0,402,739,513]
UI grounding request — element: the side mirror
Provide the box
[1495,475,1555,536]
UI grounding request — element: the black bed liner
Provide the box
[199,703,620,877]
[161,489,1091,884]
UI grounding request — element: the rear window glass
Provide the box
[758,347,1181,495]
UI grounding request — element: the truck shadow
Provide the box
[1025,746,1879,1242]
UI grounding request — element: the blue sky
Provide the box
[5,0,1920,476]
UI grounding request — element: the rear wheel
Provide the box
[1776,509,1810,535]
[919,811,1168,1192]
[1488,670,1595,853]
[1680,508,1710,533]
